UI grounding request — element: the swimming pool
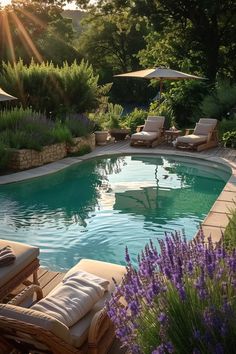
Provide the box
[0,155,230,271]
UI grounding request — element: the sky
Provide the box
[0,0,78,9]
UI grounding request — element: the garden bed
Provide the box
[7,134,95,171]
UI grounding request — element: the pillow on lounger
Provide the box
[194,123,214,136]
[32,272,108,327]
[143,120,163,132]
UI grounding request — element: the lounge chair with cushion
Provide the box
[0,239,40,301]
[130,116,165,148]
[175,118,218,152]
[0,258,126,354]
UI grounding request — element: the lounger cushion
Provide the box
[32,274,106,327]
[199,118,217,128]
[143,120,163,132]
[177,134,207,144]
[131,131,160,141]
[194,123,214,135]
[0,304,71,345]
[0,239,39,288]
[67,259,126,347]
[65,259,125,292]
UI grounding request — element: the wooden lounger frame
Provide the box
[130,125,165,148]
[0,285,115,354]
[176,128,219,152]
[0,258,40,300]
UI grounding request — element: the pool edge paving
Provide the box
[0,142,236,243]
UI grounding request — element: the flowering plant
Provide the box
[107,230,236,354]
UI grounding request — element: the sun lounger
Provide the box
[0,239,40,301]
[0,259,126,354]
[175,118,218,152]
[130,116,165,148]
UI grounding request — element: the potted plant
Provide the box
[104,103,130,141]
[91,111,109,146]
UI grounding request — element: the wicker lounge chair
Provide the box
[0,239,40,301]
[0,259,126,354]
[175,118,218,152]
[130,116,165,148]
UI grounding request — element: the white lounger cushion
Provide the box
[177,134,207,144]
[131,131,160,141]
[143,119,163,132]
[32,273,106,327]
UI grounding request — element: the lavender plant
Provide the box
[107,230,236,354]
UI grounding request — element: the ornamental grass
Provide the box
[107,230,236,354]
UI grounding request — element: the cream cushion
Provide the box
[177,134,207,144]
[0,239,39,288]
[131,131,160,141]
[199,118,217,127]
[194,123,214,135]
[0,303,71,344]
[143,119,163,132]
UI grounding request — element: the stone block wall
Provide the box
[7,134,95,171]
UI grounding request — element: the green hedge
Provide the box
[0,60,99,116]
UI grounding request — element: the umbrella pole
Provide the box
[159,79,163,99]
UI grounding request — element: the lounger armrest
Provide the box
[136,125,144,132]
[9,284,43,305]
[88,308,112,347]
[185,128,194,135]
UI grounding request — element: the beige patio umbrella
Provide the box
[114,67,205,98]
[0,87,17,102]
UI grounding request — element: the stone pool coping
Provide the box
[0,143,235,243]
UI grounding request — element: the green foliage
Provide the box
[0,0,80,65]
[68,144,92,157]
[164,81,208,128]
[124,108,148,134]
[223,207,236,251]
[201,82,236,119]
[219,119,236,139]
[0,140,10,170]
[222,131,236,148]
[149,100,174,129]
[51,124,72,144]
[102,103,124,130]
[0,60,99,115]
[0,107,94,152]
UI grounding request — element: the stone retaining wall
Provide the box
[8,134,95,171]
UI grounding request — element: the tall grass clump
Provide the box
[108,230,236,354]
[0,59,99,116]
[201,81,236,119]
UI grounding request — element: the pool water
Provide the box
[0,155,230,271]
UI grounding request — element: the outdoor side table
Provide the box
[0,239,40,300]
[165,130,182,143]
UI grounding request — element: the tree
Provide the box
[0,0,80,65]
[75,0,236,82]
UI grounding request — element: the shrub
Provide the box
[51,124,72,144]
[0,59,100,116]
[124,108,148,134]
[223,207,236,251]
[108,230,236,354]
[164,80,207,128]
[65,113,95,137]
[222,131,236,148]
[0,140,10,170]
[149,99,175,129]
[201,81,236,119]
[219,119,236,139]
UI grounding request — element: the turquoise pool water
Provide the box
[0,155,230,271]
